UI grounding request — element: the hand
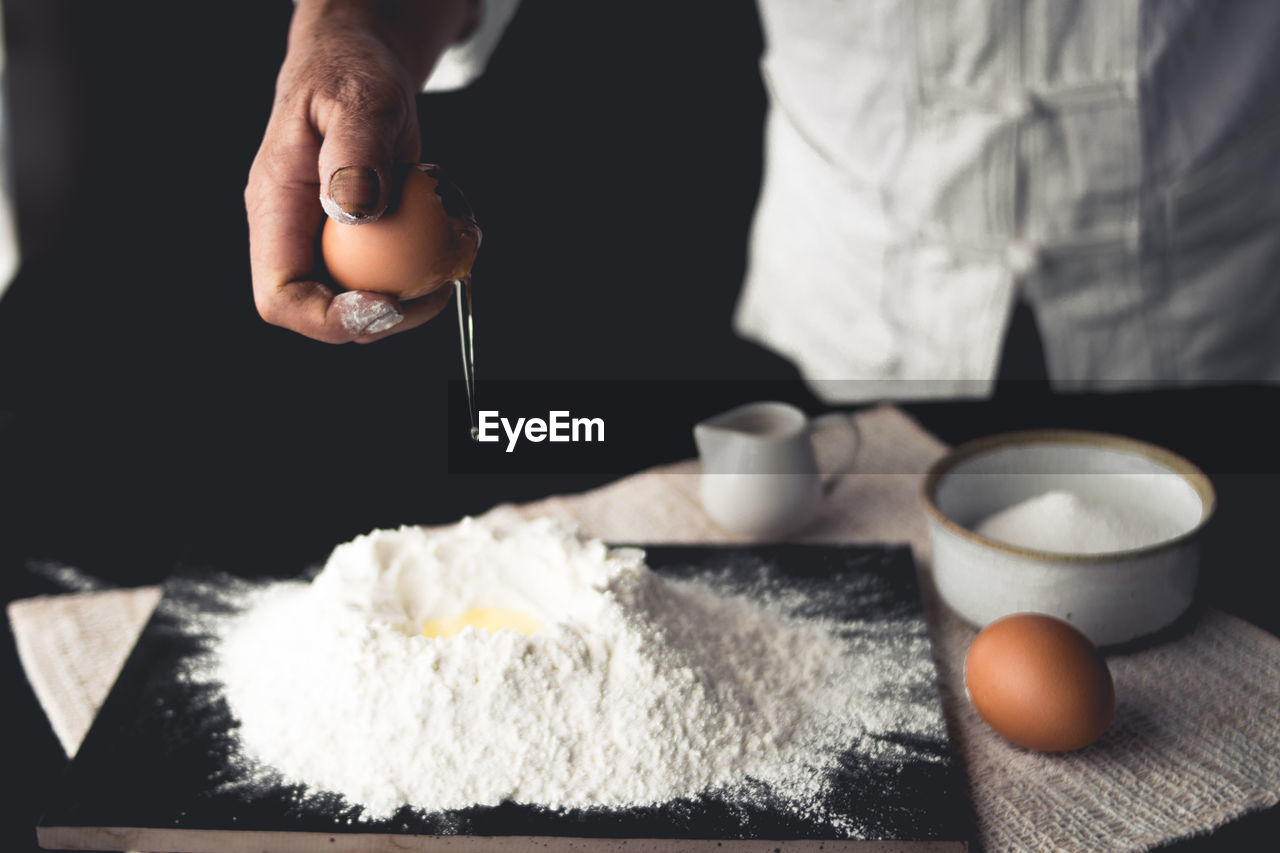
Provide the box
[245,0,477,343]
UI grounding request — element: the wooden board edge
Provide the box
[38,826,968,852]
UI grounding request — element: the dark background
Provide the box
[1,2,1276,850]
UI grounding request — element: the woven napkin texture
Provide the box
[9,405,1280,851]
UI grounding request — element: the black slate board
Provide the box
[38,544,973,851]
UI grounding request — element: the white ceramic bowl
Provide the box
[921,430,1216,646]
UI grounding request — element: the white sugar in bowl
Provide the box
[921,430,1216,646]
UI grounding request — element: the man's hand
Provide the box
[246,0,477,343]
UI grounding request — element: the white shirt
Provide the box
[433,0,1280,401]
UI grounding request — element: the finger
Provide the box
[315,83,419,225]
[256,280,408,344]
[247,116,354,342]
[352,285,452,344]
[332,290,406,337]
[248,114,408,343]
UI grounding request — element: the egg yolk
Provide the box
[422,608,543,639]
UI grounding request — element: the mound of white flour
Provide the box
[197,517,940,824]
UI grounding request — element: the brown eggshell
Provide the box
[321,164,481,300]
[964,612,1115,752]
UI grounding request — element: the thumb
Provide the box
[317,96,416,224]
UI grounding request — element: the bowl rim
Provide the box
[920,429,1217,563]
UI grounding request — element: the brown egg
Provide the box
[321,163,481,300]
[964,613,1115,752]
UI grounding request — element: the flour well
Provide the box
[974,490,1183,554]
[186,517,945,827]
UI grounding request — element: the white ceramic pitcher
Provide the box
[694,401,860,539]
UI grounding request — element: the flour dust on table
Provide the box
[178,517,949,834]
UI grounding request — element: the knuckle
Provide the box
[243,164,262,210]
[245,121,320,216]
[254,292,286,328]
[244,151,272,206]
[320,66,411,132]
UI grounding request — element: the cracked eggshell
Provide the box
[322,164,481,301]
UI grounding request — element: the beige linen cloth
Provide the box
[9,406,1280,851]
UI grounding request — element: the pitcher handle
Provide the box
[809,411,861,495]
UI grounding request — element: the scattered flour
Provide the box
[25,560,110,592]
[181,516,944,827]
[331,289,403,335]
[974,489,1184,554]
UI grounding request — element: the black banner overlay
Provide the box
[445,379,1279,476]
[447,379,832,475]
